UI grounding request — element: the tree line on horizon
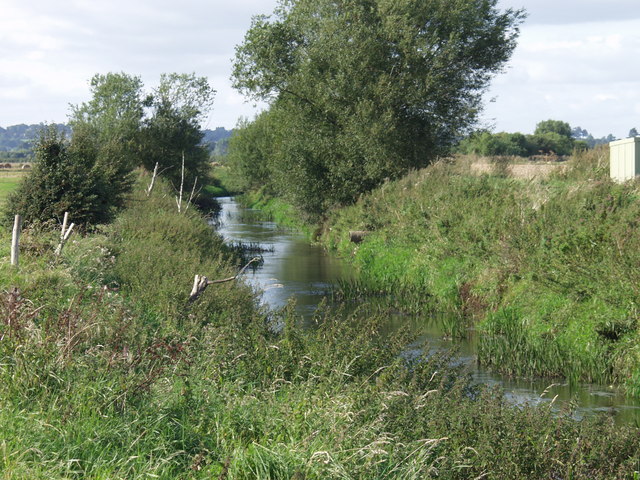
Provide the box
[456,119,626,158]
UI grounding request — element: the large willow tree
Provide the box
[231,0,525,216]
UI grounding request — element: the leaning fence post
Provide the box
[55,212,75,256]
[11,215,22,267]
[60,211,69,240]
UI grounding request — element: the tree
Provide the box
[458,131,529,156]
[629,128,638,138]
[68,73,145,202]
[5,72,218,227]
[70,72,216,198]
[226,113,278,192]
[232,0,525,216]
[571,126,590,140]
[139,73,216,188]
[534,119,572,139]
[4,126,124,226]
[528,132,574,156]
[69,73,145,170]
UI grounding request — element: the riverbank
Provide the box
[2,175,640,478]
[321,148,640,393]
[239,149,640,395]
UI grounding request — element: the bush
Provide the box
[3,126,133,227]
[527,131,574,156]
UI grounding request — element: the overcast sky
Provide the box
[1,0,639,138]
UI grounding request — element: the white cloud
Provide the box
[0,0,638,137]
[483,10,640,137]
[0,0,280,128]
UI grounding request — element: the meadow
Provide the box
[0,167,26,207]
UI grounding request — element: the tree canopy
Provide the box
[4,126,124,226]
[534,119,572,139]
[139,73,216,188]
[458,119,582,158]
[231,0,525,216]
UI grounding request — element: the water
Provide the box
[215,196,640,425]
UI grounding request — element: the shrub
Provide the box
[3,125,133,227]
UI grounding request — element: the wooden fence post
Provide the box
[11,215,22,267]
[55,212,75,256]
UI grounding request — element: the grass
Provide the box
[238,188,318,238]
[204,164,239,198]
[0,170,26,207]
[303,147,640,393]
[1,173,639,478]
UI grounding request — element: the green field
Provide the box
[0,170,25,207]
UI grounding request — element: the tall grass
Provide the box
[320,148,640,393]
[1,173,639,478]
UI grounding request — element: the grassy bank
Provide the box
[318,148,640,393]
[239,187,316,237]
[205,164,240,198]
[1,174,640,478]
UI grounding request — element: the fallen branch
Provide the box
[189,257,260,303]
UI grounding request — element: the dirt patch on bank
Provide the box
[471,161,567,179]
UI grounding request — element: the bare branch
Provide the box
[176,152,185,213]
[188,257,260,303]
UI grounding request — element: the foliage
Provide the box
[232,0,525,216]
[458,119,577,157]
[572,125,617,148]
[3,126,129,226]
[320,147,640,392]
[226,112,280,194]
[530,119,574,155]
[457,130,530,156]
[138,73,216,189]
[68,72,145,174]
[3,72,218,227]
[69,72,216,205]
[534,119,572,138]
[0,177,639,478]
[527,131,574,155]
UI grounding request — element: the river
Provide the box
[214,196,640,426]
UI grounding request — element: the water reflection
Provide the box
[213,197,640,426]
[215,197,350,317]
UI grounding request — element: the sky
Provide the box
[0,0,639,139]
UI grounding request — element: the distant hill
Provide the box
[0,123,71,160]
[0,123,233,160]
[202,127,233,156]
